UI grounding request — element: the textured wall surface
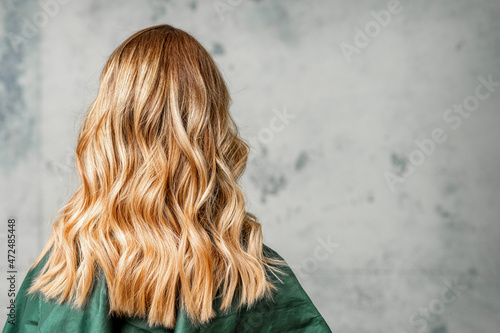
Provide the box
[1,0,500,332]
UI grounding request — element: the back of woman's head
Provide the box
[28,24,285,329]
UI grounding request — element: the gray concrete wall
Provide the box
[1,0,500,332]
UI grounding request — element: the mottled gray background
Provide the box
[1,0,500,332]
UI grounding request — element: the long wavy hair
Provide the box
[27,24,286,329]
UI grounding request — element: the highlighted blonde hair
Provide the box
[28,24,286,328]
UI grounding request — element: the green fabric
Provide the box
[3,245,331,332]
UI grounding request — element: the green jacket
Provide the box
[3,245,331,332]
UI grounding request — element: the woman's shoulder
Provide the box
[2,249,119,333]
[237,243,332,332]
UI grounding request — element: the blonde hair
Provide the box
[28,24,286,328]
